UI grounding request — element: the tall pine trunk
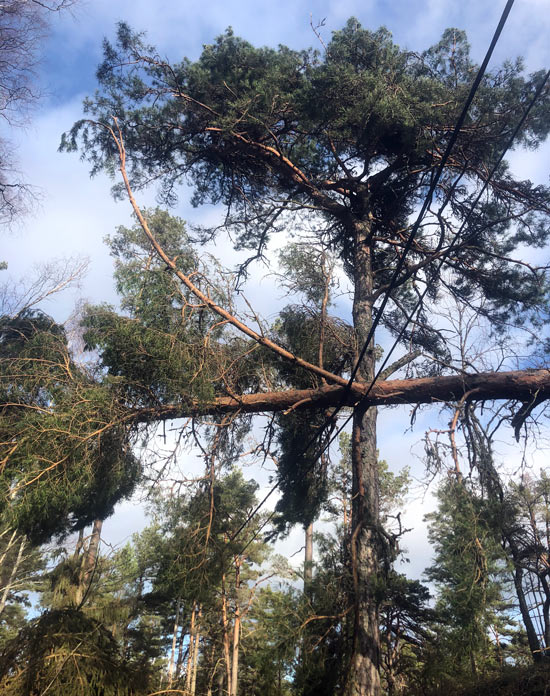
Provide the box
[191,605,202,696]
[75,518,103,606]
[0,535,25,617]
[167,598,181,687]
[304,521,313,590]
[347,219,382,696]
[230,558,241,696]
[185,604,197,693]
[221,573,232,693]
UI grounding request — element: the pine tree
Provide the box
[425,478,513,688]
[58,19,550,694]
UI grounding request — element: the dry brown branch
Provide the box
[103,117,349,389]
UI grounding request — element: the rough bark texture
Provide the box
[221,574,232,694]
[167,598,181,687]
[304,522,313,591]
[0,535,25,617]
[83,519,102,581]
[231,559,241,696]
[130,368,550,423]
[347,220,382,696]
[349,405,381,696]
[186,604,197,693]
[191,606,201,696]
[76,518,102,606]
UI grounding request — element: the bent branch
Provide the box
[104,118,349,390]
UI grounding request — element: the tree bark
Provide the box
[108,143,550,692]
[0,535,25,617]
[347,219,382,696]
[130,368,550,423]
[176,622,185,680]
[221,573,232,694]
[185,604,197,693]
[0,529,18,580]
[83,519,102,581]
[191,605,202,696]
[167,598,181,687]
[304,521,313,591]
[512,562,543,662]
[76,518,102,606]
[230,558,241,696]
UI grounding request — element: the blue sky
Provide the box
[3,0,550,572]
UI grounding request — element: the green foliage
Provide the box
[232,585,298,696]
[56,16,550,694]
[0,310,140,543]
[425,478,513,686]
[378,572,435,695]
[0,608,134,696]
[272,305,354,388]
[277,243,336,309]
[109,208,198,329]
[273,409,332,532]
[64,20,550,338]
[0,530,47,641]
[82,208,227,406]
[293,529,351,696]
[269,243,354,533]
[82,208,271,413]
[378,458,411,524]
[149,470,264,604]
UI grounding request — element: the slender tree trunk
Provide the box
[384,610,398,696]
[76,518,103,605]
[230,559,241,696]
[0,535,25,616]
[168,598,181,687]
[513,563,543,662]
[470,649,477,678]
[347,219,382,696]
[304,521,314,591]
[0,529,18,580]
[206,641,217,696]
[221,574,232,694]
[73,528,84,559]
[176,622,185,680]
[191,605,202,696]
[84,518,102,578]
[186,604,197,693]
[217,668,224,696]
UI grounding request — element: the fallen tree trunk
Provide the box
[131,368,550,422]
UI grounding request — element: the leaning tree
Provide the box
[60,19,550,695]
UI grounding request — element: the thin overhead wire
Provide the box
[318,0,516,451]
[281,0,519,494]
